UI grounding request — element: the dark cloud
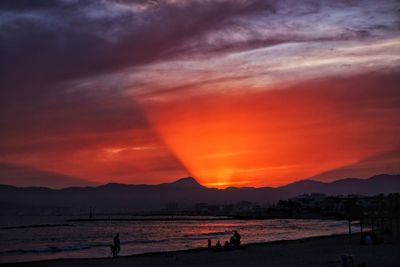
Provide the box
[0,162,95,188]
[0,86,149,140]
[0,0,57,10]
[1,0,398,92]
[0,0,276,148]
[0,0,273,90]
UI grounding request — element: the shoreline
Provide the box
[67,216,340,222]
[3,233,400,266]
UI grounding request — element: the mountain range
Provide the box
[0,163,96,189]
[0,174,399,214]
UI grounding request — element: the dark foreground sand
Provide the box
[2,234,400,267]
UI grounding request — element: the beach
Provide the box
[0,217,357,263]
[3,234,399,267]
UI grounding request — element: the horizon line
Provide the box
[1,173,397,191]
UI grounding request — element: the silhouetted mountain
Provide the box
[279,179,325,193]
[169,177,203,188]
[0,174,399,215]
[0,177,289,214]
[0,163,96,189]
[280,174,400,195]
[309,150,400,182]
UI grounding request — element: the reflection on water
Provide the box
[0,216,359,263]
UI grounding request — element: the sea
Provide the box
[0,216,360,263]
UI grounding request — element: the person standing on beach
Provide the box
[114,233,120,256]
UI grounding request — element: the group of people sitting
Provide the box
[110,230,242,258]
[208,230,242,251]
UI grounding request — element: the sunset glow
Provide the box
[143,74,400,187]
[0,0,399,188]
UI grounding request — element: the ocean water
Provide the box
[0,216,359,263]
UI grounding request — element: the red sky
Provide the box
[0,0,399,188]
[142,73,400,187]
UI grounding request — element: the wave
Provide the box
[183,230,232,238]
[3,238,174,255]
[4,244,92,254]
[122,238,170,245]
[0,224,73,230]
[327,222,347,228]
[201,230,232,236]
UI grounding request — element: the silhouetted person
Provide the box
[110,244,117,258]
[112,233,120,257]
[215,240,222,250]
[207,239,212,250]
[224,240,231,250]
[230,230,241,247]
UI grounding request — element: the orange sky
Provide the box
[0,0,399,188]
[141,73,400,187]
[3,72,399,188]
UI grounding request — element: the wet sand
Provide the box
[2,234,400,267]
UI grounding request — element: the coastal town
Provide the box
[163,193,400,221]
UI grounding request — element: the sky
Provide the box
[0,0,399,188]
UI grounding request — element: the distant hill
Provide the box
[279,174,400,195]
[0,177,290,214]
[0,163,96,189]
[309,150,400,182]
[0,174,399,214]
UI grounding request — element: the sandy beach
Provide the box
[2,233,399,267]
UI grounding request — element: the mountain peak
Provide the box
[172,177,202,187]
[369,174,396,180]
